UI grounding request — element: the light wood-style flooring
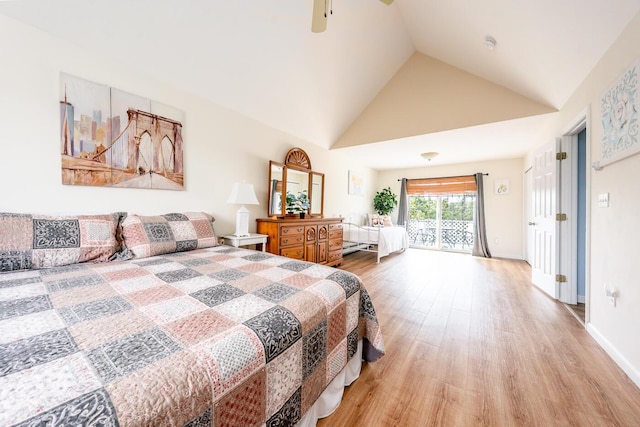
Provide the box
[318,249,640,426]
[565,302,586,325]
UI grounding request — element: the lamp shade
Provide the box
[227,182,259,205]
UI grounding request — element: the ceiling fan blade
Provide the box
[311,0,392,33]
[311,0,327,33]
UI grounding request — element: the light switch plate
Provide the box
[598,193,609,207]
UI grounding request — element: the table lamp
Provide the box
[227,181,259,237]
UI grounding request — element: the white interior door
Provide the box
[524,167,534,266]
[531,139,559,299]
[558,135,577,304]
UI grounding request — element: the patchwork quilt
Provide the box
[0,246,384,427]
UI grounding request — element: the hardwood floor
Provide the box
[565,302,586,325]
[318,249,640,426]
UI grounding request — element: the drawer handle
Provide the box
[282,239,288,244]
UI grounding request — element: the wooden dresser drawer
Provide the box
[281,225,304,236]
[328,229,343,239]
[329,223,343,231]
[327,250,342,263]
[280,235,304,246]
[328,239,343,251]
[280,247,304,260]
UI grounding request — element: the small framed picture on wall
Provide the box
[348,170,365,196]
[494,179,509,195]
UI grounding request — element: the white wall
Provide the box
[525,11,640,386]
[377,157,524,259]
[0,15,377,234]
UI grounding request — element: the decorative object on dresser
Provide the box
[267,147,324,218]
[285,190,310,218]
[227,180,259,237]
[257,217,344,266]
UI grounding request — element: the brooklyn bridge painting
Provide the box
[60,73,184,190]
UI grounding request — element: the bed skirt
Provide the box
[296,340,363,426]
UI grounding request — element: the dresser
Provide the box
[256,217,344,267]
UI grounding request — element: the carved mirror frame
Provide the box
[267,148,324,218]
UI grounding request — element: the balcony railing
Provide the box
[407,219,474,251]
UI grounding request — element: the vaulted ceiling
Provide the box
[2,0,639,169]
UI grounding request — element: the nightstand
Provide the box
[223,233,268,252]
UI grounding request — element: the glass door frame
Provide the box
[408,193,476,253]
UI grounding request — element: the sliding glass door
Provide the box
[403,175,478,253]
[407,194,476,252]
[408,194,438,248]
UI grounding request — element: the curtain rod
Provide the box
[397,173,489,181]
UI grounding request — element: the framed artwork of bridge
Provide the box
[59,73,184,190]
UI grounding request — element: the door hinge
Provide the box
[556,152,567,160]
[556,274,567,283]
[556,213,567,221]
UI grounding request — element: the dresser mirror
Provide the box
[267,148,324,217]
[310,172,324,215]
[268,162,284,216]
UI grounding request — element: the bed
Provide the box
[0,212,385,427]
[342,218,409,263]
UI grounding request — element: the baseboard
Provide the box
[578,294,586,304]
[586,322,640,388]
[490,251,524,260]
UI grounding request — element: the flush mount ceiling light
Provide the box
[484,36,497,50]
[420,152,439,162]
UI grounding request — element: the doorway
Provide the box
[566,128,587,323]
[556,111,590,323]
[525,109,590,325]
[524,167,534,266]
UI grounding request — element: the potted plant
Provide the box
[373,187,398,216]
[286,191,310,218]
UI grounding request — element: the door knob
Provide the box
[528,222,536,226]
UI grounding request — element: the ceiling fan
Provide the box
[312,0,394,33]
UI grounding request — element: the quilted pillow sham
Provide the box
[367,213,393,227]
[121,212,218,258]
[367,213,385,227]
[0,212,124,272]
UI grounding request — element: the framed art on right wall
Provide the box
[594,59,640,170]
